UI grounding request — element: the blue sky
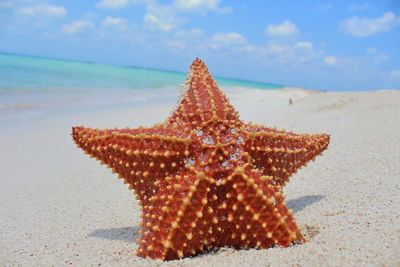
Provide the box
[0,0,399,91]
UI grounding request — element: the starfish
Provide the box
[72,58,329,260]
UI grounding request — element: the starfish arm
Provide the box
[167,59,242,130]
[137,169,213,260]
[244,124,330,186]
[139,165,305,261]
[227,165,303,248]
[71,125,191,201]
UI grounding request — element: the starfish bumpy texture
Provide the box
[72,59,330,260]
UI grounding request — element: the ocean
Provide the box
[0,52,282,127]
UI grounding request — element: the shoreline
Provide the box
[1,84,396,116]
[0,85,285,131]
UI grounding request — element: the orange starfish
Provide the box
[72,59,329,260]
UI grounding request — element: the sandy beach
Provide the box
[1,87,399,266]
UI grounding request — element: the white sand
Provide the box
[1,88,399,266]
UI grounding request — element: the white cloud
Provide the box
[265,20,299,36]
[366,47,390,63]
[175,28,204,37]
[389,70,400,79]
[210,32,247,50]
[294,41,313,49]
[143,4,183,32]
[324,56,337,66]
[102,16,128,30]
[340,12,400,37]
[62,20,95,35]
[96,0,152,9]
[96,0,130,9]
[366,47,377,54]
[16,4,66,18]
[260,40,322,64]
[96,0,230,35]
[186,28,204,36]
[173,0,231,13]
[96,1,179,32]
[174,0,217,10]
[144,14,176,32]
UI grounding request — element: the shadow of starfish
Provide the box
[89,226,141,243]
[286,195,324,214]
[88,195,323,244]
[88,195,323,243]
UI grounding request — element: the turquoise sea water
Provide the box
[0,52,282,92]
[0,52,282,126]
